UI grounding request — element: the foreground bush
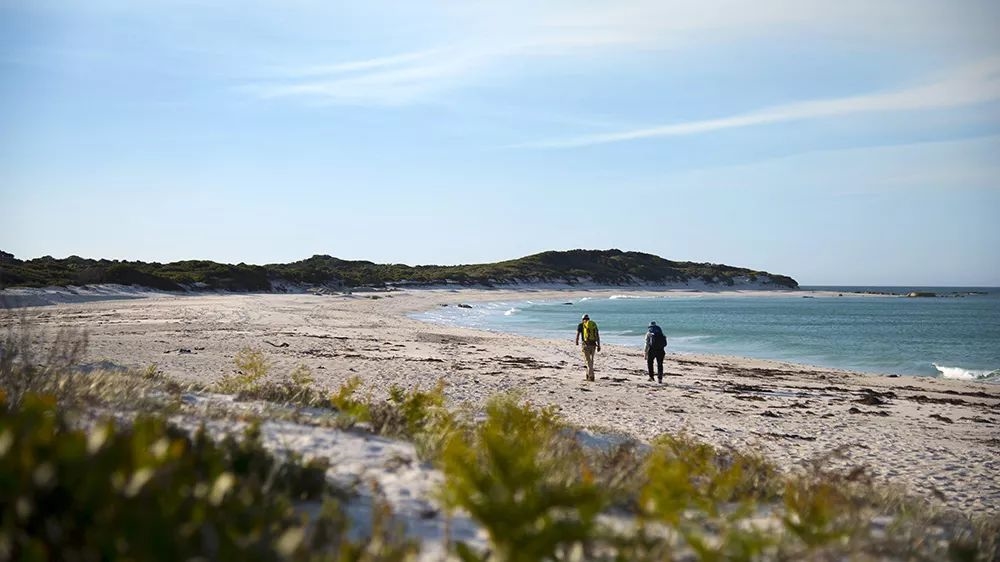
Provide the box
[440,395,606,562]
[0,393,418,562]
[432,396,998,562]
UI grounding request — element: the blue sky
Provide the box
[2,1,999,285]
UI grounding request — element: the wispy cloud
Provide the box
[239,2,1000,108]
[243,26,649,107]
[517,57,1000,148]
[235,3,844,107]
[245,47,497,106]
[265,49,444,79]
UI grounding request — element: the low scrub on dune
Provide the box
[431,396,997,561]
[439,395,606,562]
[0,249,799,291]
[0,394,418,561]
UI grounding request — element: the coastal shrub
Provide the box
[632,436,986,561]
[370,381,451,438]
[954,517,1000,562]
[586,439,648,513]
[389,381,445,436]
[637,434,775,561]
[234,347,270,385]
[1,394,292,559]
[780,480,854,547]
[232,363,326,408]
[303,496,419,562]
[431,404,1000,562]
[439,394,607,562]
[233,382,327,409]
[0,393,420,562]
[329,376,371,427]
[0,318,88,408]
[217,347,270,394]
[390,380,461,460]
[1,250,800,291]
[290,363,315,387]
[765,448,890,558]
[642,434,767,516]
[0,319,184,412]
[82,263,184,291]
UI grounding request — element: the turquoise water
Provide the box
[414,287,1000,381]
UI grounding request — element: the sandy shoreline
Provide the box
[3,288,998,516]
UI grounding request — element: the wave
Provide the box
[670,335,712,343]
[933,363,1000,381]
[503,307,518,316]
[608,294,656,300]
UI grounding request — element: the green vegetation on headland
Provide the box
[0,249,798,291]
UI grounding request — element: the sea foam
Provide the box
[933,363,1000,381]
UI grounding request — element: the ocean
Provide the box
[413,287,1000,381]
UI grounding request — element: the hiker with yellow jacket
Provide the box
[575,314,601,381]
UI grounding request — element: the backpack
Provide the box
[650,331,667,352]
[582,320,598,343]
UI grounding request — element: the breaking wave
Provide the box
[933,363,1000,382]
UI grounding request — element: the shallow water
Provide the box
[415,287,1000,380]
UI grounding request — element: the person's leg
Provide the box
[583,345,595,380]
[646,354,655,381]
[656,352,664,382]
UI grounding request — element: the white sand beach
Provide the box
[4,288,999,522]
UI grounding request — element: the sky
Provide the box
[2,1,999,286]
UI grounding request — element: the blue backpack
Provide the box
[649,326,667,351]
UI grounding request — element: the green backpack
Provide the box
[582,320,598,343]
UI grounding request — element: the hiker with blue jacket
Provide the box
[644,321,668,383]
